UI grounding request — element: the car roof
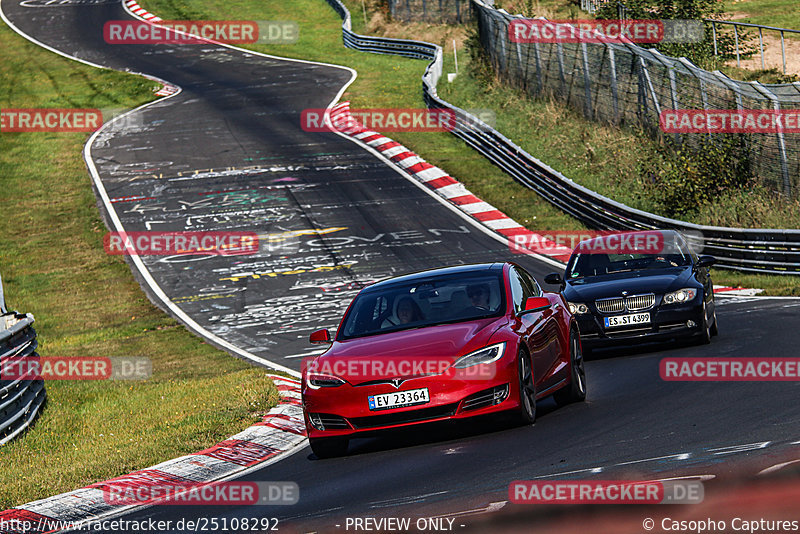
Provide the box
[365,263,506,291]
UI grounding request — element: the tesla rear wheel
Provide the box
[554,329,587,406]
[516,350,536,425]
[310,437,349,459]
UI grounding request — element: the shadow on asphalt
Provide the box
[307,398,564,460]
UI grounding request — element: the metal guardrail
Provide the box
[323,0,800,274]
[0,313,45,445]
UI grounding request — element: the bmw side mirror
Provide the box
[309,329,331,344]
[544,272,563,285]
[696,255,716,269]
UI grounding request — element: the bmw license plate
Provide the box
[368,388,430,411]
[604,312,650,328]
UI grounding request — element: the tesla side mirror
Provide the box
[309,329,331,344]
[521,296,551,315]
[696,255,716,268]
[544,272,563,285]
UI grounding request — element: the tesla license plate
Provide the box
[368,388,430,411]
[604,312,651,328]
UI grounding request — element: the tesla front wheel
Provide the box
[516,350,536,425]
[554,329,587,406]
[310,437,349,459]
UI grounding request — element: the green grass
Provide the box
[724,0,800,34]
[0,21,280,508]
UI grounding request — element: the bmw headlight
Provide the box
[663,288,698,305]
[452,342,506,368]
[567,302,590,315]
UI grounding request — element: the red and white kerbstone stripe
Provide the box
[329,102,574,264]
[124,0,162,22]
[154,83,180,97]
[712,285,764,296]
[0,375,305,533]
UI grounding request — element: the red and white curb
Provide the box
[0,375,305,533]
[124,0,161,22]
[141,73,180,98]
[121,2,179,97]
[153,82,179,97]
[713,285,764,297]
[329,102,572,264]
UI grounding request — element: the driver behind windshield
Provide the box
[466,283,491,310]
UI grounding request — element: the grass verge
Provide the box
[0,21,280,508]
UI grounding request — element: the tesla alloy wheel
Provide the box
[516,350,536,425]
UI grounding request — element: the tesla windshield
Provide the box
[338,273,506,340]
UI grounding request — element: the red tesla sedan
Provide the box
[301,262,585,458]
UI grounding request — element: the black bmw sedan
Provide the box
[545,230,718,354]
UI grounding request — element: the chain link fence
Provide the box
[474,0,800,199]
[387,0,473,24]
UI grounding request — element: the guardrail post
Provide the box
[781,31,786,74]
[556,42,567,94]
[678,58,712,139]
[498,18,507,74]
[752,82,792,198]
[759,27,765,70]
[734,24,741,68]
[0,273,5,314]
[517,39,532,90]
[636,56,649,124]
[639,56,662,119]
[533,38,543,94]
[711,21,718,56]
[608,45,619,124]
[581,42,593,118]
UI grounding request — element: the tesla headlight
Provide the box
[663,288,698,305]
[306,373,346,389]
[452,342,506,368]
[567,302,589,314]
